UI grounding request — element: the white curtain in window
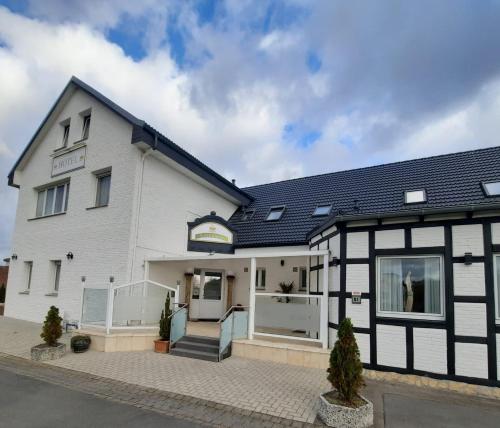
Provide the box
[424,258,440,314]
[496,256,500,317]
[380,259,404,311]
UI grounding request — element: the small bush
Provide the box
[70,335,91,347]
[159,293,172,341]
[327,318,363,404]
[40,306,63,347]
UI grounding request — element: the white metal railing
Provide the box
[80,279,179,334]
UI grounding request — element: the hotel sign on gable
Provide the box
[52,146,86,177]
[190,222,234,244]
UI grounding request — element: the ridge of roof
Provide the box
[242,144,500,191]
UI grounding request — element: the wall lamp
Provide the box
[11,253,18,260]
[464,252,473,266]
[66,252,74,260]
[331,256,340,267]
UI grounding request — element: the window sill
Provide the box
[18,290,30,295]
[86,205,108,210]
[376,312,445,322]
[45,292,58,297]
[51,141,86,156]
[28,212,66,221]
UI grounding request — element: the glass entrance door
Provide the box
[195,270,224,320]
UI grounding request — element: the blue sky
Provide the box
[1,0,500,258]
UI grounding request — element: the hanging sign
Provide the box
[52,146,86,177]
[190,222,233,244]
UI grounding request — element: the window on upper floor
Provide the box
[256,268,266,289]
[377,255,444,320]
[483,181,500,197]
[299,267,307,291]
[312,204,332,217]
[36,182,70,217]
[494,255,500,321]
[61,123,70,148]
[82,114,91,140]
[95,170,111,207]
[404,190,427,204]
[266,206,285,221]
[24,261,33,291]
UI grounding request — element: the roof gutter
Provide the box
[307,202,500,240]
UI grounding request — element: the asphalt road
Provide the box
[0,368,202,428]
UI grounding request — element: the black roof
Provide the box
[8,77,252,205]
[229,145,500,247]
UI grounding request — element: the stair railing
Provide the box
[169,303,188,346]
[218,306,249,361]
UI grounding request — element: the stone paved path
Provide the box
[0,317,328,424]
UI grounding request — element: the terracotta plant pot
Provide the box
[154,339,170,353]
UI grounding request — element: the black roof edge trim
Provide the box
[136,123,253,206]
[233,240,308,249]
[306,203,500,240]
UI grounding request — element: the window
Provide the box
[495,255,500,321]
[299,267,307,290]
[36,182,70,217]
[377,255,444,320]
[192,268,201,299]
[52,260,61,292]
[256,268,266,289]
[483,181,500,197]
[62,124,70,147]
[82,114,91,140]
[313,204,332,216]
[266,206,285,221]
[404,190,427,204]
[25,262,33,291]
[95,172,111,207]
[241,209,255,221]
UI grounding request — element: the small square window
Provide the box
[404,190,427,204]
[266,206,285,221]
[241,209,255,221]
[313,204,332,216]
[483,181,500,197]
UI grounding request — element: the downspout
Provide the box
[129,144,155,282]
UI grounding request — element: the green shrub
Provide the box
[0,284,5,304]
[327,318,363,403]
[40,306,63,347]
[159,293,172,341]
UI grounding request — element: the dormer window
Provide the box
[404,190,427,204]
[312,204,332,216]
[82,114,91,140]
[62,123,70,147]
[482,181,500,197]
[242,209,255,221]
[266,206,285,221]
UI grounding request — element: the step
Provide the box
[180,335,219,346]
[169,347,220,362]
[174,339,220,353]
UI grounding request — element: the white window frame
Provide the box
[52,260,61,292]
[82,114,91,140]
[256,268,266,289]
[299,267,308,291]
[494,254,500,322]
[36,182,70,218]
[95,171,111,207]
[25,261,33,291]
[376,255,445,321]
[404,190,427,204]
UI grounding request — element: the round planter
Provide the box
[71,337,91,353]
[31,343,66,361]
[318,392,373,428]
[154,340,170,353]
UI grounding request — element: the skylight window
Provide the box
[266,206,285,221]
[241,209,255,221]
[404,190,427,204]
[312,204,332,216]
[483,181,500,197]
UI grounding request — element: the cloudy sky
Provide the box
[1,0,500,259]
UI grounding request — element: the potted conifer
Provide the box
[318,318,373,428]
[154,293,172,353]
[31,306,66,361]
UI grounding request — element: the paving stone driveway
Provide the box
[0,317,328,424]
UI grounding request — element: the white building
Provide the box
[5,77,500,387]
